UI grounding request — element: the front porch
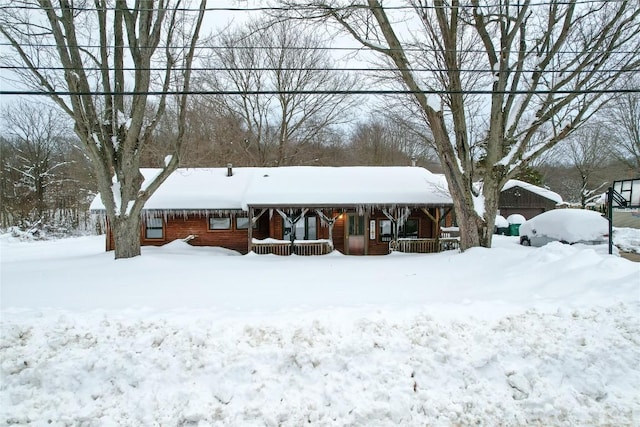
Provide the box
[250,235,460,256]
[246,205,457,256]
[390,237,460,254]
[251,239,333,256]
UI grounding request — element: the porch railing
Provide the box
[390,237,460,254]
[251,239,333,256]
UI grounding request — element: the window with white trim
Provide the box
[145,217,163,239]
[209,217,231,230]
[235,217,257,230]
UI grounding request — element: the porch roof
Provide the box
[89,166,453,212]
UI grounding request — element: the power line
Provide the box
[0,0,625,13]
[1,89,638,96]
[1,41,636,56]
[1,65,636,74]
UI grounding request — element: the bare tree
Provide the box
[603,91,640,173]
[281,0,640,250]
[0,135,22,227]
[1,101,69,222]
[0,139,16,228]
[135,97,250,167]
[560,126,611,207]
[199,18,359,166]
[348,116,437,166]
[0,101,96,232]
[0,0,207,258]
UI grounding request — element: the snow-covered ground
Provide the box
[1,230,639,426]
[615,227,640,254]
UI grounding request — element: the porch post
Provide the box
[420,207,439,237]
[394,207,400,241]
[248,207,253,253]
[315,208,338,250]
[382,208,398,241]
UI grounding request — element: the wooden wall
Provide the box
[104,207,451,255]
[138,214,270,254]
[499,186,557,220]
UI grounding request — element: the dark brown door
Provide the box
[346,214,365,255]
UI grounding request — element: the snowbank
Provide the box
[1,234,639,425]
[614,227,640,254]
[2,305,638,426]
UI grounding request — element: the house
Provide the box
[499,180,563,220]
[90,166,456,255]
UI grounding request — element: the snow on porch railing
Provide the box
[390,238,460,254]
[251,238,333,256]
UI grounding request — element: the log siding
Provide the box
[104,206,453,255]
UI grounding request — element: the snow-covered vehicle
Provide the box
[519,209,609,247]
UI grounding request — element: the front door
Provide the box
[346,214,366,255]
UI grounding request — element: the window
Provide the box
[283,216,317,240]
[379,219,393,242]
[305,216,317,240]
[235,217,249,229]
[235,217,256,230]
[379,218,419,241]
[145,217,163,239]
[348,215,364,236]
[399,218,419,239]
[209,217,231,230]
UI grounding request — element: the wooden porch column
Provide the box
[315,209,339,250]
[421,207,440,238]
[382,208,398,242]
[247,207,253,253]
[382,207,411,241]
[247,208,268,253]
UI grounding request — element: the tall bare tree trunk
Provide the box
[1,1,208,258]
[112,216,142,259]
[283,0,639,250]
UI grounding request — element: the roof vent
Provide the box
[227,163,233,177]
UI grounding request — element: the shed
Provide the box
[499,180,563,220]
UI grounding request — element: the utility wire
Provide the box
[0,0,626,13]
[1,65,637,74]
[1,89,638,96]
[1,42,636,55]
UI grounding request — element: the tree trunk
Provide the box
[428,111,485,251]
[0,1,208,259]
[447,181,482,250]
[112,215,142,259]
[480,183,500,248]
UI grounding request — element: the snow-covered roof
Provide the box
[90,166,453,212]
[502,179,563,205]
[90,168,255,212]
[243,166,451,208]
